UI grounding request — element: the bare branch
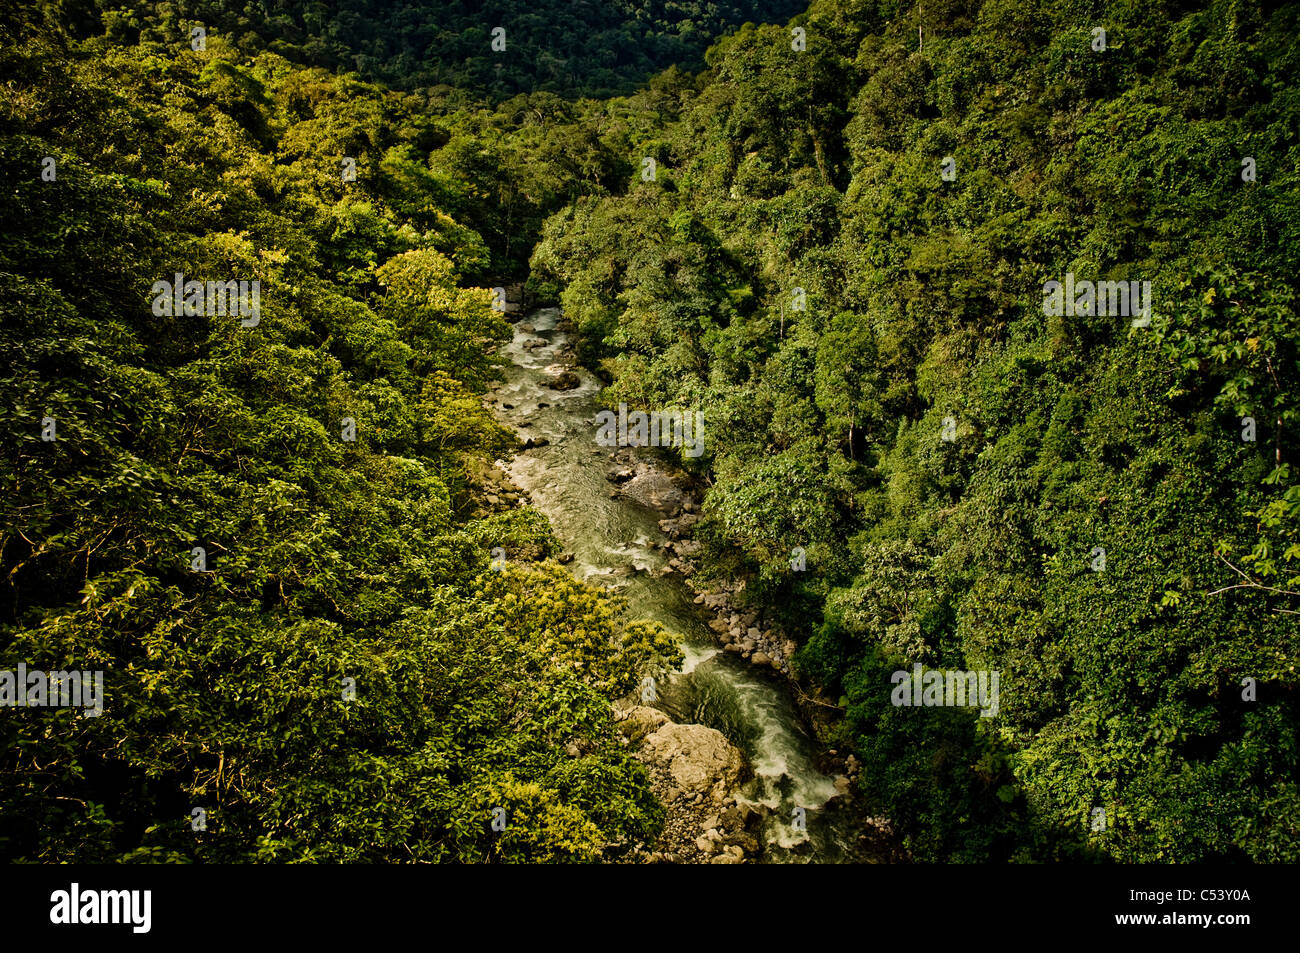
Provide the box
[1207,554,1300,609]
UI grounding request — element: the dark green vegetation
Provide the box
[4,0,1297,865]
[0,7,681,862]
[531,0,1300,860]
[44,0,806,98]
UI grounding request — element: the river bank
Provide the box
[482,304,897,863]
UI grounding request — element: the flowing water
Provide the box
[489,306,863,863]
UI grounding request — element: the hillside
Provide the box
[530,0,1300,861]
[2,0,1297,865]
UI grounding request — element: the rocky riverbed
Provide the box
[484,305,896,862]
[614,705,766,863]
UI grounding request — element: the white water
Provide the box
[489,307,862,862]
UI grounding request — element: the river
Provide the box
[489,306,865,863]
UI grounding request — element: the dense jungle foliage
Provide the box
[0,3,681,862]
[3,0,1297,863]
[41,0,806,97]
[530,0,1300,861]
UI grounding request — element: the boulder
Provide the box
[641,723,746,803]
[617,705,669,745]
[620,466,687,513]
[723,831,761,855]
[547,370,581,390]
[724,803,763,832]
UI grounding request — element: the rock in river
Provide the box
[639,722,746,804]
[546,370,581,390]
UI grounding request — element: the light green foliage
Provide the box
[0,9,679,863]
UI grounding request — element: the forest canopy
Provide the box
[528,0,1300,861]
[0,4,680,863]
[3,0,1298,864]
[40,0,807,98]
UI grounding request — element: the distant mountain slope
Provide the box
[47,0,808,97]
